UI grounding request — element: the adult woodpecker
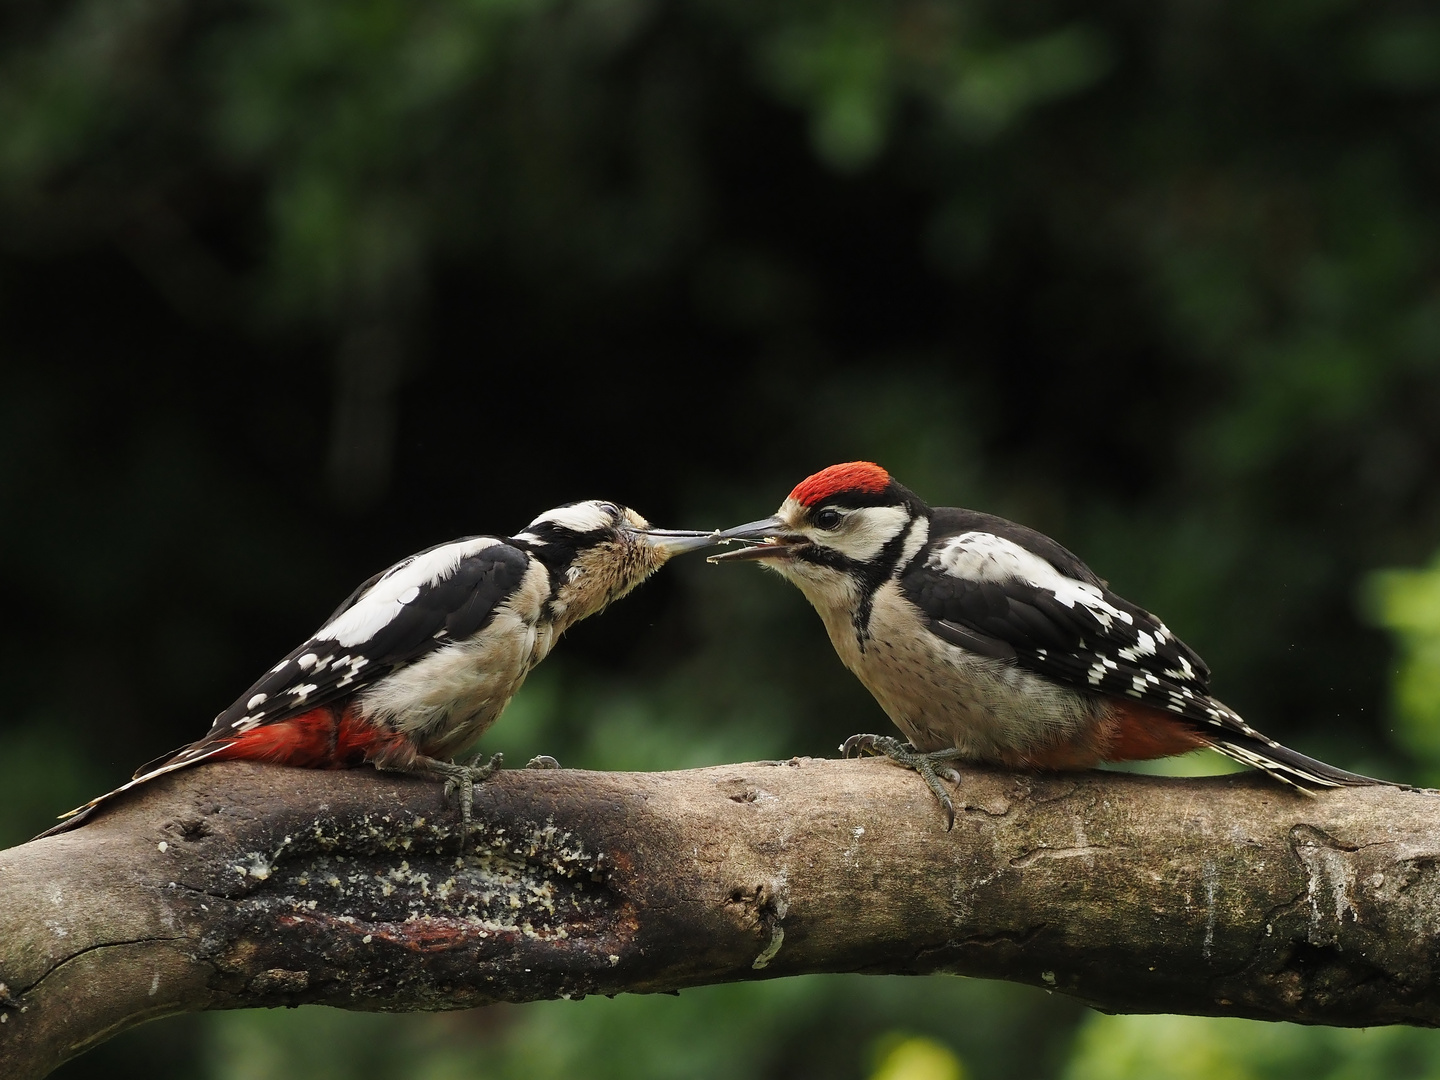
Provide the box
[41,501,714,839]
[712,462,1392,825]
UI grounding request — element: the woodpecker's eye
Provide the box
[813,508,843,530]
[597,502,620,518]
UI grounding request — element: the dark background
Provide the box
[4,0,1440,1077]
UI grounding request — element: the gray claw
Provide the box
[840,733,884,758]
[840,732,964,830]
[377,752,507,853]
[525,755,561,770]
[436,752,504,852]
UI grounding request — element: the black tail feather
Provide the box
[1204,730,1396,790]
[30,742,230,840]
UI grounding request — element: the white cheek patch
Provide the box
[827,506,912,563]
[928,532,1134,629]
[526,501,615,534]
[318,536,503,647]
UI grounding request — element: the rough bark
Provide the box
[2,758,1439,1079]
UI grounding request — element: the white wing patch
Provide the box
[929,532,1136,630]
[318,537,502,648]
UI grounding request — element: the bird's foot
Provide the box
[525,755,561,770]
[841,733,965,829]
[415,753,504,851]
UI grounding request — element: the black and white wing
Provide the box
[902,517,1217,716]
[899,510,1381,786]
[183,535,535,757]
[35,536,537,838]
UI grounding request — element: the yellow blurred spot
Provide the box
[869,1035,966,1080]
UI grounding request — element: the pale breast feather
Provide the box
[200,538,534,741]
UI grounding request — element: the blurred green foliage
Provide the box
[4,0,1440,1077]
[1064,1013,1440,1080]
[1366,553,1440,781]
[199,979,1053,1080]
[869,1034,967,1080]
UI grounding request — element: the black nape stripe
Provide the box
[852,515,929,651]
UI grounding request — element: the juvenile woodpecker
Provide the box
[713,462,1391,825]
[41,501,714,838]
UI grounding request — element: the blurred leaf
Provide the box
[1064,1012,1440,1080]
[938,27,1112,140]
[202,974,1076,1080]
[1364,552,1440,777]
[760,5,895,170]
[1356,17,1440,91]
[869,1033,967,1080]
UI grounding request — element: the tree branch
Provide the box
[3,757,1439,1078]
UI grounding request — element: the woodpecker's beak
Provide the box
[633,528,720,558]
[707,516,805,563]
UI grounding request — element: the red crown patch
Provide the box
[788,462,891,507]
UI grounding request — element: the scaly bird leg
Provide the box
[841,734,965,830]
[390,752,505,851]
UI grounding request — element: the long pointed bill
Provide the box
[635,528,721,558]
[708,542,797,563]
[707,516,805,563]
